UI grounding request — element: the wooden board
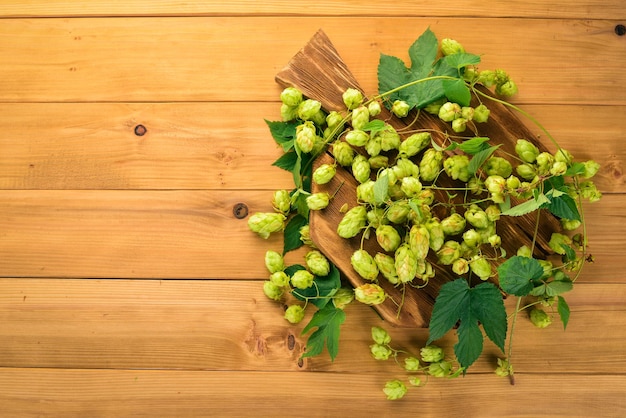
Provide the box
[276,29,564,327]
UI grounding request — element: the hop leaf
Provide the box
[427,279,507,371]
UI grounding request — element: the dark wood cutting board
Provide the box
[275,29,562,327]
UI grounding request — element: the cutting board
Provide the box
[275,29,562,327]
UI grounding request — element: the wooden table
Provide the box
[0,2,624,417]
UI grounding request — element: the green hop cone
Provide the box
[478,70,496,88]
[386,201,411,224]
[370,344,393,361]
[529,308,552,328]
[419,148,444,182]
[464,204,490,229]
[536,152,554,173]
[554,148,573,164]
[375,252,399,284]
[280,87,303,107]
[351,105,370,130]
[472,104,490,123]
[516,163,537,181]
[424,219,445,251]
[364,135,382,157]
[452,258,470,275]
[367,208,387,229]
[408,377,422,387]
[351,249,379,281]
[337,205,367,238]
[383,380,407,401]
[441,212,466,236]
[332,141,355,166]
[248,212,286,239]
[354,283,386,305]
[485,175,506,195]
[443,155,471,182]
[484,157,513,178]
[263,280,284,301]
[470,256,492,280]
[394,157,421,179]
[342,87,363,110]
[582,160,601,179]
[306,192,330,211]
[295,121,316,153]
[352,155,371,184]
[284,305,305,324]
[495,358,513,377]
[579,180,602,202]
[404,357,421,372]
[271,189,291,215]
[326,111,344,132]
[377,125,401,152]
[409,225,430,260]
[441,38,465,55]
[420,345,445,363]
[371,326,391,345]
[269,271,290,288]
[399,132,431,158]
[376,225,402,252]
[345,129,369,147]
[305,250,330,277]
[401,176,423,198]
[264,250,284,273]
[561,218,582,231]
[437,240,462,265]
[485,204,501,222]
[297,99,322,121]
[548,232,573,255]
[368,155,389,170]
[395,244,418,284]
[461,106,475,121]
[428,361,452,377]
[550,161,568,176]
[299,224,315,248]
[332,287,355,309]
[488,234,501,248]
[280,103,298,122]
[438,102,461,122]
[313,164,336,185]
[356,180,376,205]
[462,228,482,247]
[496,80,518,97]
[451,117,468,133]
[368,100,382,117]
[290,269,315,290]
[515,139,540,163]
[391,100,410,118]
[517,244,533,258]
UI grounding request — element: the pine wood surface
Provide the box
[0,2,625,417]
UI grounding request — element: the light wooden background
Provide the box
[0,2,625,417]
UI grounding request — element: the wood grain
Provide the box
[0,0,623,19]
[0,18,624,104]
[1,368,625,417]
[0,279,624,375]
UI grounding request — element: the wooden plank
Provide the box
[0,102,622,191]
[0,18,624,104]
[0,368,625,417]
[0,279,624,374]
[0,102,292,190]
[0,0,623,19]
[0,190,620,281]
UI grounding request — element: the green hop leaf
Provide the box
[498,256,544,296]
[301,304,346,361]
[427,279,507,371]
